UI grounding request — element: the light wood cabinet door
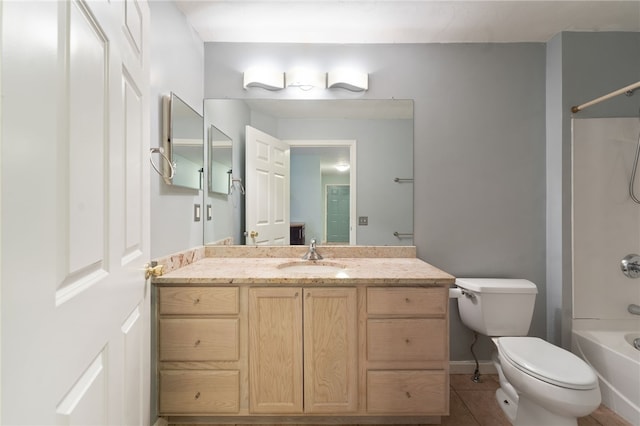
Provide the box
[159,318,239,361]
[159,287,239,315]
[367,287,447,316]
[160,370,240,414]
[367,370,447,414]
[367,318,447,362]
[249,287,303,413]
[303,288,358,413]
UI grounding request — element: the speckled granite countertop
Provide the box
[152,246,455,286]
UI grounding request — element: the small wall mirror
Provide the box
[162,92,203,190]
[209,124,233,195]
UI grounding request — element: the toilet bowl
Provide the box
[454,278,601,425]
[494,337,601,425]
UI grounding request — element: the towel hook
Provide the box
[230,177,245,195]
[149,147,174,179]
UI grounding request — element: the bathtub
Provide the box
[572,320,640,425]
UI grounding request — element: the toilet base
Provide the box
[495,387,517,424]
[514,394,578,426]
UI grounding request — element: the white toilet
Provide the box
[454,278,601,426]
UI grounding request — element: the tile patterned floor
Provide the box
[447,374,632,426]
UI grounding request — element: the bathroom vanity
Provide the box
[152,246,454,424]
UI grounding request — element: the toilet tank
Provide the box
[455,278,538,337]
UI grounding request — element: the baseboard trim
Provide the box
[449,360,497,375]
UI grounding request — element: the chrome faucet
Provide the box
[628,303,640,316]
[302,239,323,261]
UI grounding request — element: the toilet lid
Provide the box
[496,337,598,390]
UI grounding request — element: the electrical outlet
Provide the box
[358,216,368,226]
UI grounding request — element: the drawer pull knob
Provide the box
[405,338,410,344]
[195,392,201,399]
[195,340,201,346]
[406,391,411,398]
[405,298,410,303]
[194,298,200,304]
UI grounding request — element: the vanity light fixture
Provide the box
[243,67,284,90]
[285,68,327,91]
[335,162,350,172]
[327,69,369,92]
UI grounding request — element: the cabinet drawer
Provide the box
[367,287,446,316]
[367,370,447,414]
[159,287,239,315]
[367,318,446,362]
[160,370,239,414]
[160,318,239,361]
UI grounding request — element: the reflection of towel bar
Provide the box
[393,232,413,238]
[394,177,413,183]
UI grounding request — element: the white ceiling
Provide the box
[174,0,640,44]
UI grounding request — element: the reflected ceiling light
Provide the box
[243,67,284,90]
[285,68,326,91]
[335,163,350,172]
[327,69,368,92]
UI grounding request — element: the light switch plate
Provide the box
[359,216,368,226]
[194,204,201,222]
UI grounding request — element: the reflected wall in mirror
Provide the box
[162,92,204,190]
[209,124,233,195]
[203,99,413,247]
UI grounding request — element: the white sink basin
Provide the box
[277,261,347,275]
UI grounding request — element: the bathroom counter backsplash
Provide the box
[152,245,454,286]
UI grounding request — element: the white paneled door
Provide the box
[245,126,290,245]
[1,1,150,425]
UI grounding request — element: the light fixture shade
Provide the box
[243,68,284,90]
[327,70,368,91]
[285,69,326,90]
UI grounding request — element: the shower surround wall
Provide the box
[572,117,640,320]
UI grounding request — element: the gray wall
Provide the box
[150,1,204,258]
[545,32,640,348]
[204,43,547,361]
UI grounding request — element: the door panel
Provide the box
[326,185,350,243]
[1,0,150,424]
[245,126,290,245]
[249,288,303,413]
[304,288,358,413]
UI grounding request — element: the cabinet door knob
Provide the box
[405,338,410,344]
[194,298,200,304]
[405,298,410,303]
[406,391,411,398]
[195,391,201,399]
[195,339,201,346]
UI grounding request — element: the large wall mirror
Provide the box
[162,92,203,190]
[203,99,414,247]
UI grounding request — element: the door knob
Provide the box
[249,230,259,238]
[144,262,164,279]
